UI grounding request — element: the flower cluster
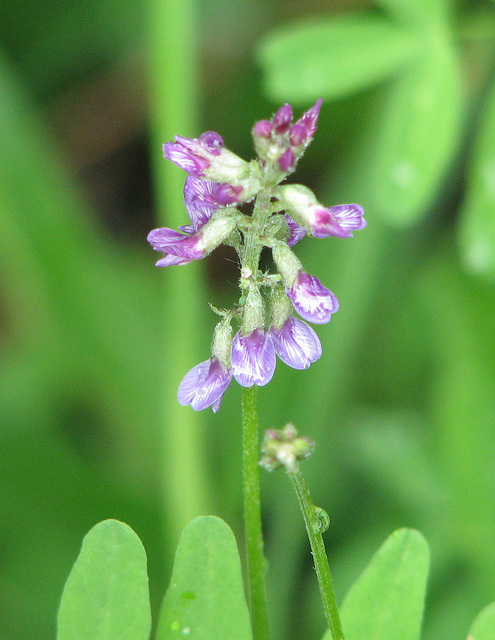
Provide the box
[148,99,366,412]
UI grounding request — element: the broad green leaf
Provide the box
[57,520,151,640]
[322,529,429,640]
[457,77,495,280]
[257,13,421,103]
[376,0,451,26]
[366,41,462,225]
[156,516,252,640]
[469,602,495,640]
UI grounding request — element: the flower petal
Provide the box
[271,316,322,369]
[177,358,232,411]
[231,329,276,387]
[286,272,339,324]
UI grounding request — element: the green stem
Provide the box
[288,468,345,640]
[148,0,210,544]
[242,386,270,640]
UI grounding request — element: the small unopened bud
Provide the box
[241,286,266,334]
[260,423,314,473]
[201,211,237,255]
[211,318,234,367]
[272,240,303,288]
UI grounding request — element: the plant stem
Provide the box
[242,385,270,640]
[288,468,345,640]
[148,0,210,544]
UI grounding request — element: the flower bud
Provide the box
[241,286,266,334]
[211,318,234,368]
[272,240,304,288]
[260,423,314,473]
[199,211,237,255]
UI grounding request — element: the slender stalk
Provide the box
[242,385,270,640]
[288,468,345,640]
[148,0,210,543]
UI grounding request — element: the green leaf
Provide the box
[322,529,429,640]
[376,0,451,26]
[156,516,252,640]
[57,520,151,640]
[257,13,421,103]
[366,41,462,225]
[457,77,495,280]
[469,602,495,640]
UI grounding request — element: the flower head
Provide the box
[231,328,276,387]
[148,98,366,411]
[252,98,323,175]
[177,357,233,412]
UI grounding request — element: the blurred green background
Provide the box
[1,0,495,638]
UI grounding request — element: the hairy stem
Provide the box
[242,386,270,640]
[288,468,344,640]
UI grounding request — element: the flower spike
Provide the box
[148,98,366,411]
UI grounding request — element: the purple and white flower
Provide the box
[164,131,253,187]
[148,214,236,267]
[231,328,276,387]
[323,204,367,236]
[164,131,224,177]
[177,357,233,412]
[278,184,366,238]
[285,214,307,246]
[147,227,206,266]
[270,316,322,369]
[285,271,339,324]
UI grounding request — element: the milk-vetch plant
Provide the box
[59,101,494,640]
[146,99,365,640]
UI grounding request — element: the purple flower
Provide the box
[278,148,296,172]
[285,214,307,246]
[272,103,293,134]
[147,227,205,266]
[252,119,273,138]
[164,132,253,189]
[178,357,232,412]
[182,176,223,233]
[324,204,367,236]
[148,214,236,267]
[290,98,323,147]
[164,132,224,177]
[231,328,276,387]
[278,185,366,239]
[181,176,253,235]
[270,316,322,369]
[286,271,339,324]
